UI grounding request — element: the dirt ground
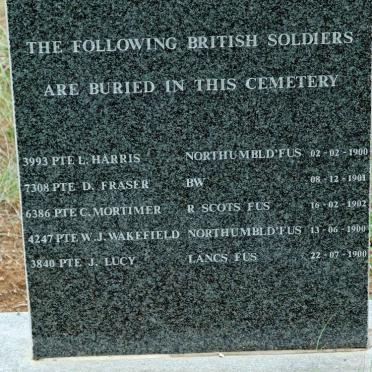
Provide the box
[0,203,27,312]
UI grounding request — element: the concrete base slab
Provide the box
[1,309,372,372]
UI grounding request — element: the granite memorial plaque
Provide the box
[6,0,370,359]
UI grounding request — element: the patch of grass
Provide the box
[0,5,19,207]
[0,162,18,203]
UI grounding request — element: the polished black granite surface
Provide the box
[6,0,370,359]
